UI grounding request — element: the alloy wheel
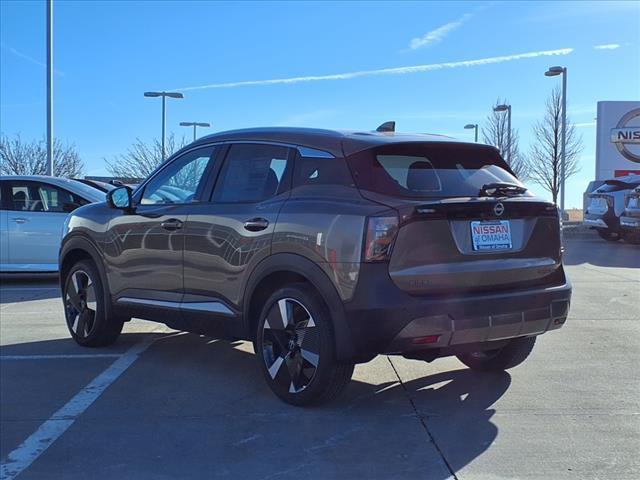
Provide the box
[65,270,98,338]
[261,298,320,394]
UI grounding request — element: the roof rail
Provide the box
[375,121,395,133]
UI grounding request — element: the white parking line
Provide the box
[0,335,158,480]
[0,354,122,360]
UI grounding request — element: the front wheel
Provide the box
[63,260,124,347]
[457,336,537,372]
[256,284,354,406]
[596,228,621,242]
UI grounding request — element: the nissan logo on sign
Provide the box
[610,108,640,163]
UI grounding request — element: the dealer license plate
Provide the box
[471,220,512,251]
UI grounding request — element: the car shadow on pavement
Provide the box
[0,275,60,304]
[563,238,640,268]
[1,331,508,478]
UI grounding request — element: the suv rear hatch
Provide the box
[347,142,563,295]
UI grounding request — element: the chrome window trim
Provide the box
[296,146,335,158]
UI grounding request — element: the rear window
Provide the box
[347,143,524,198]
[595,180,640,193]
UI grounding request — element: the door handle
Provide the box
[243,218,269,232]
[160,219,183,231]
[11,217,28,224]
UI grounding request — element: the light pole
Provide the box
[144,91,184,160]
[46,0,53,176]
[180,121,211,142]
[464,123,478,142]
[493,104,512,166]
[545,65,567,217]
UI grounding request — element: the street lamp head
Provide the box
[545,66,565,77]
[144,91,161,97]
[464,124,476,129]
[165,92,184,99]
[195,122,210,128]
[179,122,192,127]
[494,104,510,112]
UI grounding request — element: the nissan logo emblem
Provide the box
[494,202,505,216]
[611,107,640,163]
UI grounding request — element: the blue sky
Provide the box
[1,0,639,207]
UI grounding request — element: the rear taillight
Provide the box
[363,215,398,262]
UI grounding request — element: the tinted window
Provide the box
[293,154,355,189]
[347,143,523,199]
[5,181,89,212]
[213,144,290,203]
[141,146,216,205]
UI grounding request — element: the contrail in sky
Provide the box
[176,47,574,92]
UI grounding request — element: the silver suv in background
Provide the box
[620,186,640,244]
[584,174,640,242]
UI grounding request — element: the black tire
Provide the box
[256,283,354,406]
[596,228,621,242]
[63,260,124,347]
[456,336,537,372]
[622,231,640,245]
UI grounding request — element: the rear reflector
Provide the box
[411,335,440,345]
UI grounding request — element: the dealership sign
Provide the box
[596,101,640,179]
[610,108,640,163]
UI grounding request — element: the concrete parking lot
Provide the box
[1,237,638,480]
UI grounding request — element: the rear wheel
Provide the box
[596,228,621,241]
[63,260,123,347]
[457,336,537,372]
[256,284,354,406]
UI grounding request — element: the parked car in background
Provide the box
[72,178,117,193]
[582,180,605,216]
[620,186,640,244]
[1,176,105,273]
[59,127,571,406]
[583,174,640,241]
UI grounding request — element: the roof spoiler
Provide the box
[375,121,395,133]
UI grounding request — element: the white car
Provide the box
[0,176,105,272]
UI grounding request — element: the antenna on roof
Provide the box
[375,121,395,133]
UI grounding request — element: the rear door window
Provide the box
[347,143,524,199]
[212,144,291,203]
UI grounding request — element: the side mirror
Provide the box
[107,186,133,210]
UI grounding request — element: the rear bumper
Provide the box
[342,263,571,360]
[620,213,640,231]
[584,211,618,230]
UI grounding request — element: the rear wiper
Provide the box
[479,182,528,197]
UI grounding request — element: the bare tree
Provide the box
[526,87,583,204]
[481,99,528,179]
[105,134,187,179]
[0,134,84,178]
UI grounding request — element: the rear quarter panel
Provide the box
[272,185,387,301]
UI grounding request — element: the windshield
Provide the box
[347,143,526,199]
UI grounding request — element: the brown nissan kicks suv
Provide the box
[60,127,571,406]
